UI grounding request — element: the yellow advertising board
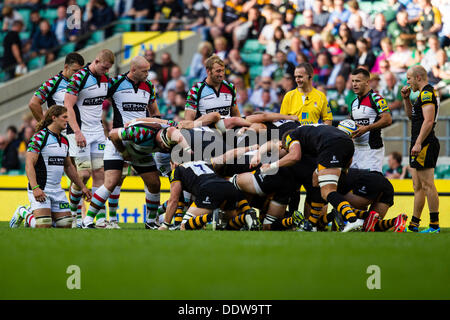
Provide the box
[1,175,449,226]
[122,31,196,65]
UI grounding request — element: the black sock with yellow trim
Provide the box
[429,212,439,229]
[408,216,421,230]
[183,212,212,230]
[374,218,396,231]
[326,191,357,222]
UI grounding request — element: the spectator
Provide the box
[310,33,328,64]
[31,19,58,64]
[2,20,26,81]
[213,36,228,61]
[278,73,296,99]
[163,65,188,100]
[151,0,183,31]
[369,72,381,92]
[144,49,162,75]
[286,36,312,66]
[52,5,68,45]
[236,87,252,115]
[322,30,340,56]
[249,76,278,109]
[1,5,23,32]
[113,0,134,19]
[375,59,391,76]
[326,0,351,33]
[28,9,42,39]
[48,0,69,8]
[420,35,444,73]
[312,0,331,28]
[313,52,332,85]
[387,10,415,45]
[272,50,295,82]
[416,0,442,36]
[230,74,250,96]
[336,23,355,50]
[432,50,450,97]
[188,41,213,83]
[383,0,405,24]
[437,0,450,48]
[1,126,20,174]
[258,11,284,46]
[224,49,249,85]
[157,51,178,87]
[327,50,351,88]
[261,53,278,78]
[349,15,367,42]
[406,0,422,24]
[364,13,388,51]
[182,0,207,32]
[384,151,410,179]
[327,74,348,115]
[379,71,403,113]
[387,37,412,77]
[254,89,280,113]
[161,89,183,120]
[212,0,246,41]
[298,9,322,47]
[343,42,358,68]
[372,37,394,74]
[265,26,290,57]
[347,0,372,29]
[17,126,34,163]
[85,0,116,38]
[410,32,428,66]
[128,0,152,31]
[356,37,376,71]
[233,6,266,50]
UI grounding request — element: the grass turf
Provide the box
[1,222,449,300]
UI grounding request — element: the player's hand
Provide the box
[33,188,47,202]
[177,120,194,130]
[352,124,369,138]
[75,130,86,148]
[249,153,260,168]
[411,143,422,157]
[158,224,169,230]
[401,86,411,99]
[82,187,92,202]
[237,127,249,136]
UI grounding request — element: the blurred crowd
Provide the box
[1,0,450,173]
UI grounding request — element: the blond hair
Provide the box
[205,55,224,71]
[97,49,115,64]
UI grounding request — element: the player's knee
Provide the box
[91,155,104,171]
[54,214,73,228]
[35,216,52,228]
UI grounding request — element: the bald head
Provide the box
[409,65,427,80]
[406,65,428,92]
[131,55,150,69]
[129,55,150,82]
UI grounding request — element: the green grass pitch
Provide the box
[1,222,449,300]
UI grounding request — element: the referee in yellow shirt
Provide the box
[280,62,332,221]
[280,62,333,125]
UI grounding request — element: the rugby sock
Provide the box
[236,199,251,215]
[374,218,396,231]
[183,212,212,230]
[158,201,168,215]
[69,186,83,216]
[76,205,82,224]
[18,207,36,228]
[226,213,247,230]
[327,192,357,222]
[108,186,121,222]
[429,212,439,229]
[271,217,294,230]
[308,202,324,226]
[174,201,185,226]
[85,185,111,225]
[145,188,160,223]
[354,208,369,220]
[408,216,421,231]
[92,187,107,223]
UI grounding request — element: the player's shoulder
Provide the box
[420,87,435,103]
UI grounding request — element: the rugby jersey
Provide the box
[350,89,390,149]
[66,63,110,134]
[411,84,439,145]
[34,72,69,107]
[27,128,69,191]
[185,79,237,119]
[107,72,156,128]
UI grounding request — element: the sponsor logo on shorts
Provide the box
[123,102,147,112]
[330,155,339,164]
[83,96,107,106]
[48,156,65,166]
[202,196,211,204]
[98,144,105,151]
[59,202,70,209]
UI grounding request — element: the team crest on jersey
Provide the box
[421,91,432,102]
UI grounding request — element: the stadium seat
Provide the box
[19,31,30,42]
[58,42,76,58]
[41,8,58,22]
[77,0,90,8]
[0,71,6,83]
[114,18,133,34]
[293,14,304,27]
[249,65,263,79]
[106,0,116,6]
[435,164,450,178]
[17,9,31,31]
[241,39,265,54]
[87,30,105,46]
[27,56,46,71]
[240,52,263,66]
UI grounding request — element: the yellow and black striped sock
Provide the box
[184,213,212,230]
[430,212,439,229]
[308,202,324,226]
[226,213,247,230]
[327,192,357,222]
[353,208,368,220]
[237,199,251,215]
[374,218,396,231]
[174,201,185,226]
[270,217,294,230]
